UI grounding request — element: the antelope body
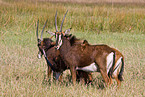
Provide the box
[76,40,124,87]
[55,34,115,86]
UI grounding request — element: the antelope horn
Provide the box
[55,11,58,32]
[40,19,48,41]
[36,19,39,42]
[60,10,68,32]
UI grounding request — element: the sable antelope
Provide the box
[48,11,116,87]
[60,33,125,87]
[78,40,124,87]
[36,19,92,84]
[36,19,65,80]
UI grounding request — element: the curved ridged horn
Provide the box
[36,19,39,42]
[60,10,68,32]
[40,19,48,41]
[55,11,58,32]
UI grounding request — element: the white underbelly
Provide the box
[76,62,99,72]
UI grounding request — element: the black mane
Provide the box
[64,34,82,46]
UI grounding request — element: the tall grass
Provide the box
[0,0,145,97]
[0,0,145,34]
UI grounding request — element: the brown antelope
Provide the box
[48,11,116,87]
[78,40,124,87]
[36,19,92,84]
[36,19,65,80]
[60,33,125,87]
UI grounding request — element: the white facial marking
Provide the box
[76,62,98,72]
[56,34,63,49]
[56,34,58,39]
[37,54,42,59]
[58,34,62,44]
[113,57,122,76]
[106,52,114,74]
[37,51,42,59]
[57,40,62,49]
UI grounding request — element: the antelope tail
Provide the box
[108,52,116,78]
[118,58,124,81]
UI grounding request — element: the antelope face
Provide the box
[37,40,43,59]
[36,19,47,59]
[55,29,71,50]
[47,10,71,50]
[55,32,63,50]
[37,38,55,58]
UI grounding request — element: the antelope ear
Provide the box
[64,28,72,34]
[51,42,56,46]
[83,40,89,44]
[47,31,55,36]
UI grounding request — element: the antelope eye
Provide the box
[37,43,41,47]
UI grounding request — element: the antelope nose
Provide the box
[37,54,42,59]
[37,52,42,59]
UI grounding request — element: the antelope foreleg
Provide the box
[46,66,52,81]
[70,66,77,85]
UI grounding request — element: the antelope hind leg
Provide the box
[100,69,110,87]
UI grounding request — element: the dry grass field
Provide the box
[0,0,145,97]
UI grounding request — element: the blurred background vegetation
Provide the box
[0,0,145,34]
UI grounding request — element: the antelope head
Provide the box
[36,19,48,59]
[47,10,71,50]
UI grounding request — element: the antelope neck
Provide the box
[42,49,55,71]
[60,36,71,51]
